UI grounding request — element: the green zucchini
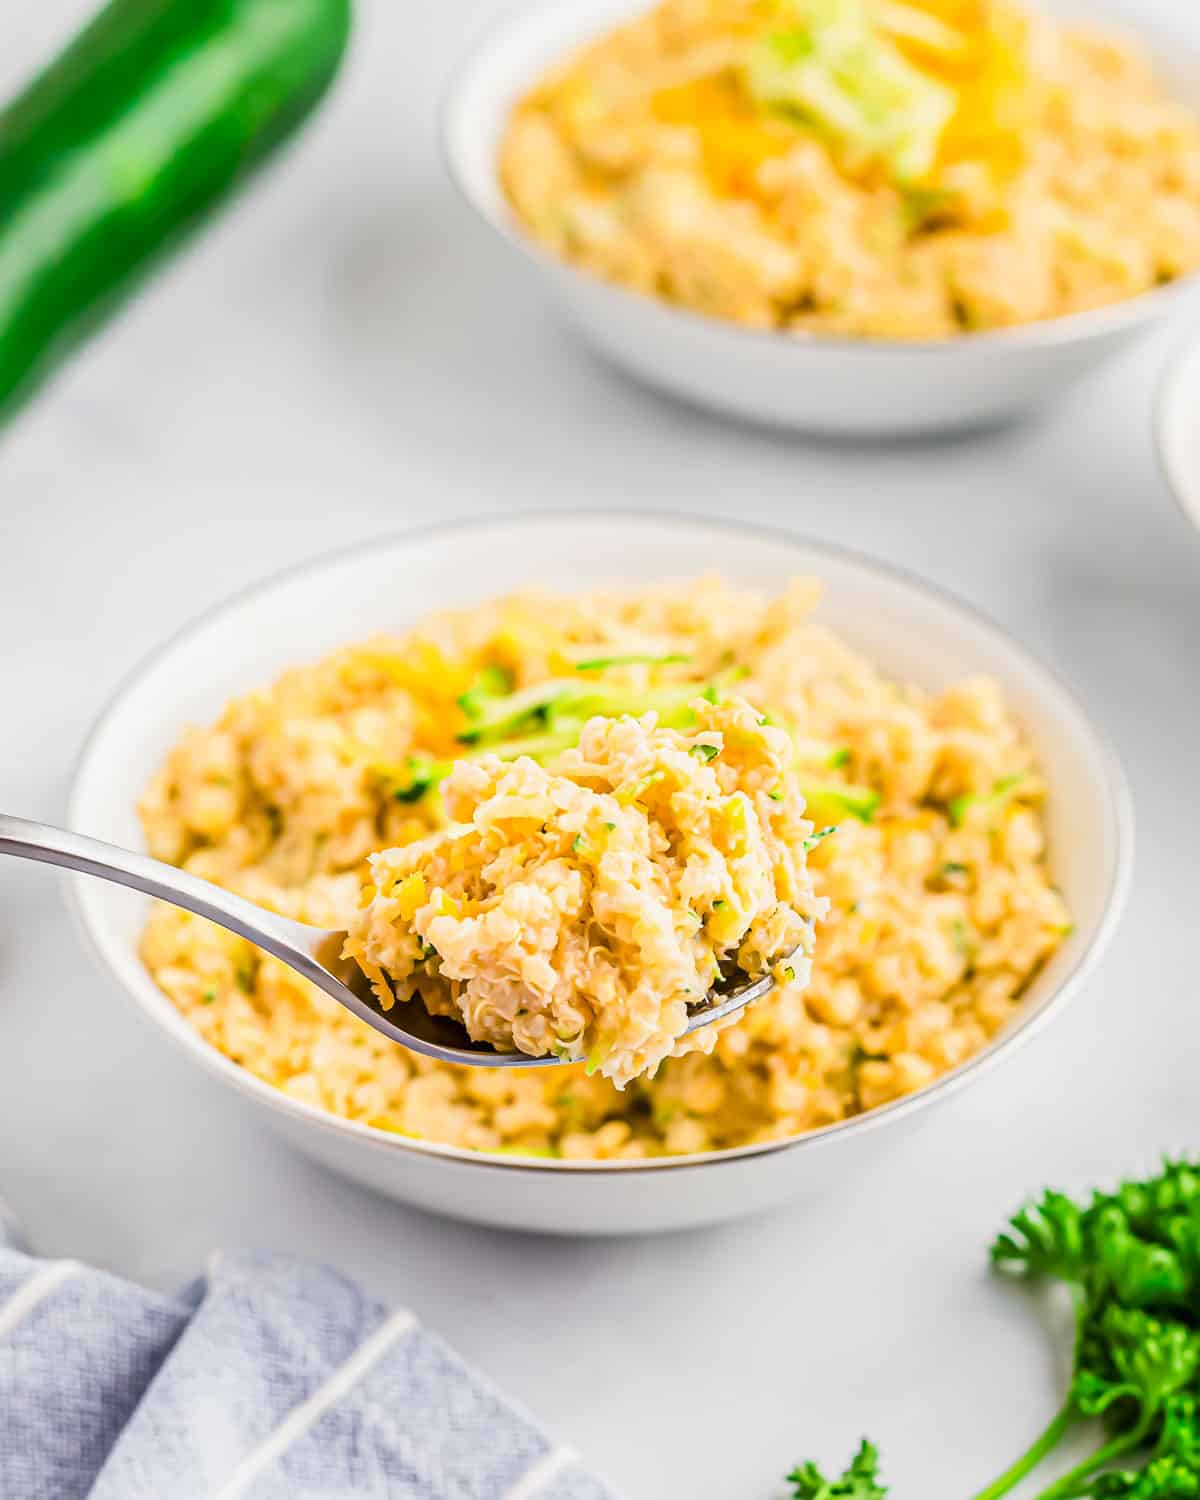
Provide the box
[0,0,352,420]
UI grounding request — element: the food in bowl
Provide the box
[137,578,1071,1159]
[498,0,1200,340]
[345,700,826,1086]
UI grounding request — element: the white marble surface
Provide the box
[2,2,1200,1496]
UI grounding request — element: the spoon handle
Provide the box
[0,812,320,964]
[0,813,550,1069]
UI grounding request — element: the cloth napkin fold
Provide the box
[0,1214,613,1500]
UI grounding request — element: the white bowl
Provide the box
[69,515,1132,1234]
[1157,326,1200,534]
[442,0,1200,436]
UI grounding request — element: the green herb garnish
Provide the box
[379,658,768,802]
[803,826,837,852]
[457,664,515,720]
[899,182,959,232]
[455,676,712,746]
[799,779,880,823]
[616,770,666,805]
[745,0,956,186]
[785,1160,1200,1499]
[690,742,721,762]
[573,651,693,672]
[949,773,1028,828]
[788,1439,887,1500]
[454,677,581,744]
[389,754,448,803]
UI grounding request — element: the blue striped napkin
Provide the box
[0,1207,614,1500]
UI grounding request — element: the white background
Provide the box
[2,2,1199,1496]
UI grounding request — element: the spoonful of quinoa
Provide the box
[0,702,827,1079]
[343,698,829,1085]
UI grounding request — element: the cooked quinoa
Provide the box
[498,0,1200,340]
[344,701,825,1086]
[138,579,1071,1159]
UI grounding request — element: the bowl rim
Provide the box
[439,0,1200,360]
[1154,324,1200,536]
[67,511,1135,1177]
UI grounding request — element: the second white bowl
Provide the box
[442,0,1200,436]
[1157,328,1200,535]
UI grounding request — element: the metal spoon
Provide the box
[0,813,788,1068]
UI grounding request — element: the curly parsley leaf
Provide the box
[788,1440,888,1500]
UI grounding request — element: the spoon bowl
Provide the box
[0,812,784,1068]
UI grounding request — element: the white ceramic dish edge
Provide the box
[1155,324,1200,536]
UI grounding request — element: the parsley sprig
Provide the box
[788,1440,887,1499]
[785,1161,1200,1500]
[978,1162,1200,1499]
